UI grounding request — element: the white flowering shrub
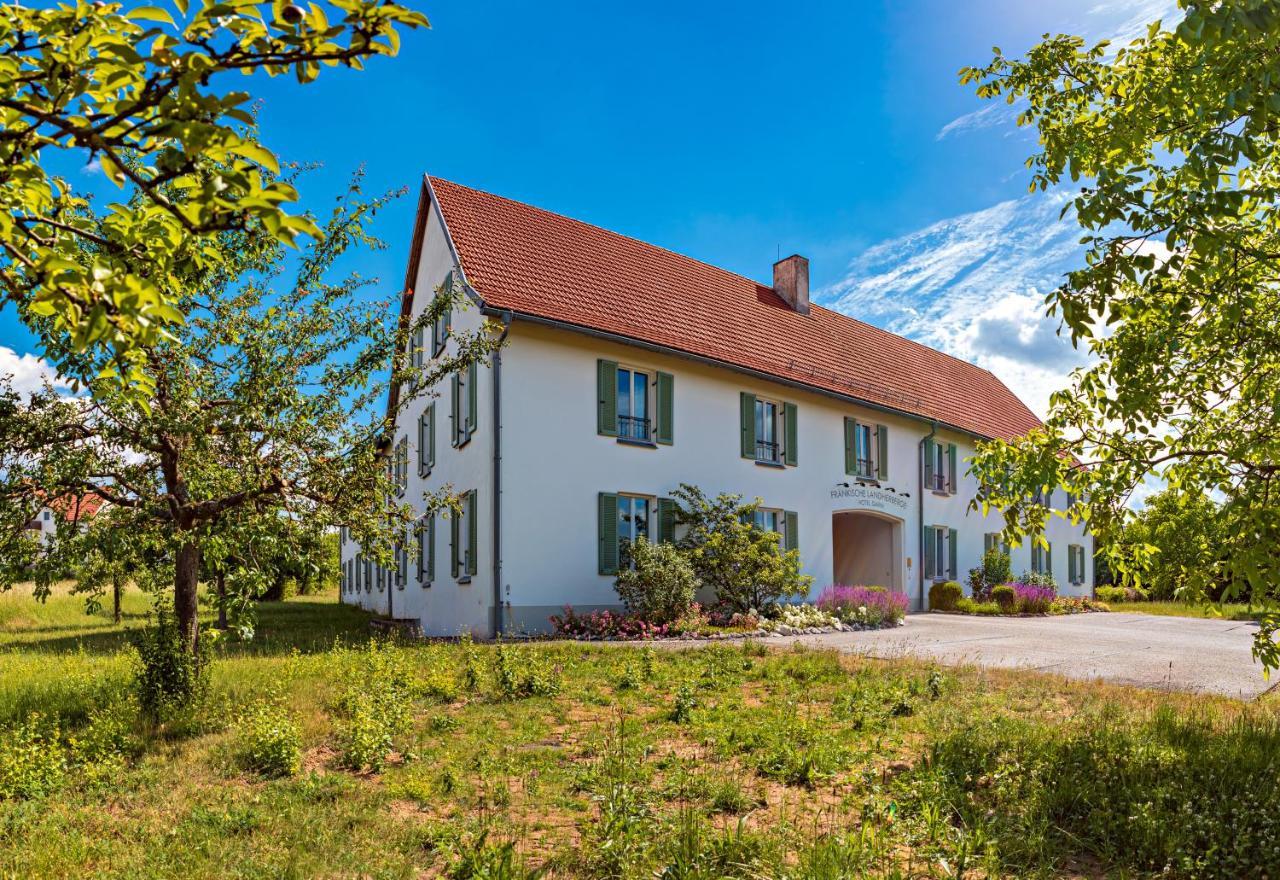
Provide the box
[762,603,839,631]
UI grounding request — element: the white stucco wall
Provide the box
[340,197,496,637]
[496,322,1093,632]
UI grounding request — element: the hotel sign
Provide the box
[829,484,910,514]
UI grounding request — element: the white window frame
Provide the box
[754,397,783,464]
[616,494,652,568]
[615,364,652,442]
[753,507,786,548]
[933,443,948,493]
[928,525,951,580]
[855,422,875,478]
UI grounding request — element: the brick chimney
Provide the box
[773,254,810,315]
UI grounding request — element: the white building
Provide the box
[340,176,1093,637]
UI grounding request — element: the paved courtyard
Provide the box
[771,612,1275,699]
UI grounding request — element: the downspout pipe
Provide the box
[918,421,938,612]
[491,309,513,638]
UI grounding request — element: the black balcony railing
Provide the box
[617,415,651,441]
[931,473,947,492]
[856,457,875,477]
[755,438,780,462]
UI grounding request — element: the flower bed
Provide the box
[817,585,910,628]
[946,582,1108,617]
[549,593,909,642]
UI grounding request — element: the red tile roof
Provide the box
[428,177,1042,442]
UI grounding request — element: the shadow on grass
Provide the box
[0,596,373,657]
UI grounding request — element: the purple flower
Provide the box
[816,585,908,627]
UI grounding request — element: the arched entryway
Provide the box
[832,510,904,592]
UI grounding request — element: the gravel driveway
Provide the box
[768,612,1275,699]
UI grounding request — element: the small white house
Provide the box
[340,176,1093,637]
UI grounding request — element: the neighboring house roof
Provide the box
[41,492,108,523]
[420,176,1043,442]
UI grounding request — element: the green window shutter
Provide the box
[466,490,478,576]
[784,510,799,553]
[450,372,460,447]
[923,526,935,579]
[1068,544,1077,584]
[983,533,993,554]
[427,403,436,471]
[876,424,889,479]
[598,492,619,574]
[947,528,958,579]
[783,402,798,466]
[947,443,958,494]
[739,392,756,458]
[597,360,619,436]
[451,507,460,579]
[466,360,478,436]
[657,498,676,544]
[427,514,436,582]
[843,418,856,475]
[923,436,935,489]
[655,371,674,445]
[1046,542,1052,578]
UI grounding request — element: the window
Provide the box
[983,532,1009,555]
[432,271,453,356]
[395,541,407,590]
[418,404,435,477]
[1031,541,1052,576]
[417,514,435,585]
[43,510,50,521]
[752,507,798,552]
[451,490,477,580]
[452,362,477,447]
[616,366,651,441]
[394,437,409,496]
[617,495,651,568]
[924,525,956,581]
[597,360,674,445]
[1068,544,1085,585]
[925,438,956,494]
[755,398,781,463]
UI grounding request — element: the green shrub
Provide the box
[672,484,812,612]
[233,697,302,778]
[670,683,697,723]
[928,581,963,611]
[492,645,562,700]
[991,584,1017,612]
[69,698,138,786]
[132,609,212,721]
[332,640,414,772]
[1098,585,1149,603]
[967,548,1013,600]
[955,597,977,614]
[614,538,699,624]
[0,713,66,799]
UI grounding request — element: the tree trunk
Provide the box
[112,575,121,624]
[216,571,227,630]
[175,541,202,655]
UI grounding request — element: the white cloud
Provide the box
[0,346,70,400]
[937,0,1181,140]
[816,191,1090,418]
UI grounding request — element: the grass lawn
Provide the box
[1,583,1278,879]
[1106,600,1269,622]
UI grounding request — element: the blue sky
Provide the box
[1,0,1177,417]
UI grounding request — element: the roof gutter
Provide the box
[479,306,995,444]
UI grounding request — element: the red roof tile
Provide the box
[428,177,1042,442]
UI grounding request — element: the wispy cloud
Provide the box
[937,0,1181,141]
[816,191,1089,418]
[0,346,71,400]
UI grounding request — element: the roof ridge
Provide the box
[430,175,777,288]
